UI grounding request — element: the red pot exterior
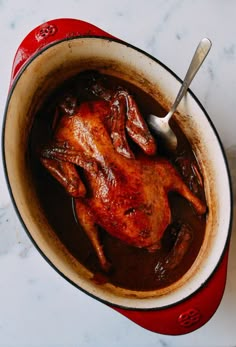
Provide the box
[10,18,115,85]
[113,248,229,335]
[9,18,230,335]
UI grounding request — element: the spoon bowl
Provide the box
[147,38,212,150]
[148,113,177,151]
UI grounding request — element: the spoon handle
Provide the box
[167,38,212,120]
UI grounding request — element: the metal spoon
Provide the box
[147,38,212,151]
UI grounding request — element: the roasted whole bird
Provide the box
[40,72,206,273]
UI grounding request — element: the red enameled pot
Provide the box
[2,18,233,335]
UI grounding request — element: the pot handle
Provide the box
[112,246,229,335]
[10,18,115,86]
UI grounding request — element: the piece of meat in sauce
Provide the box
[40,78,206,272]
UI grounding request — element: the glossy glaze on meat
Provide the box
[39,72,206,275]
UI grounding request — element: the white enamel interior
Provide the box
[3,37,232,309]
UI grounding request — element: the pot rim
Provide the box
[2,35,233,311]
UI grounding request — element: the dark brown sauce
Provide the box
[29,71,206,291]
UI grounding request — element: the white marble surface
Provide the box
[0,0,236,346]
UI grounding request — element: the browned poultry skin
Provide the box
[41,89,206,272]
